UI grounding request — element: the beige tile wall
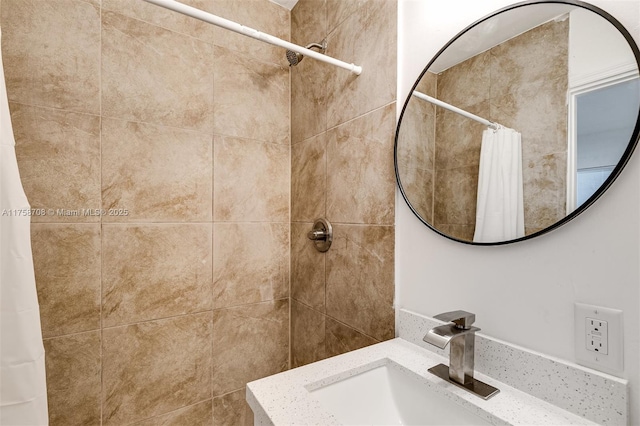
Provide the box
[2,0,290,424]
[434,19,569,240]
[290,0,397,368]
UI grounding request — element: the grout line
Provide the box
[290,297,382,344]
[127,398,213,425]
[99,2,104,424]
[5,100,101,118]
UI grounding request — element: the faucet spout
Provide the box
[423,310,500,399]
[423,324,481,349]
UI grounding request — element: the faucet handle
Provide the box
[433,310,476,329]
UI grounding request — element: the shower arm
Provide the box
[141,0,363,75]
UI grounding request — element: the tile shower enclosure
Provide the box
[0,0,397,424]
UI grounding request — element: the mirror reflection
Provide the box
[396,2,640,244]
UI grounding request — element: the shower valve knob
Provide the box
[307,218,332,252]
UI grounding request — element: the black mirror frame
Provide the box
[395,0,640,246]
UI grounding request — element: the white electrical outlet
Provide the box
[585,317,608,354]
[575,303,623,375]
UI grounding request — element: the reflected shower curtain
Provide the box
[0,29,49,425]
[473,127,525,243]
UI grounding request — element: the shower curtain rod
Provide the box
[141,0,363,75]
[412,91,499,130]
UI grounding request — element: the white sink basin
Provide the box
[309,361,492,426]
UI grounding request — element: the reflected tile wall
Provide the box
[396,72,437,223]
[3,0,292,423]
[434,18,569,237]
[290,0,396,367]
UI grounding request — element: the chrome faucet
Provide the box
[423,310,499,399]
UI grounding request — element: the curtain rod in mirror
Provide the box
[412,91,500,130]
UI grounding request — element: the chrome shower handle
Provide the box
[307,218,332,252]
[307,229,329,241]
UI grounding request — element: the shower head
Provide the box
[286,39,327,67]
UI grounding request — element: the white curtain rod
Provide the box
[142,0,363,75]
[412,91,499,130]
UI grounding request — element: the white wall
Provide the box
[396,0,640,423]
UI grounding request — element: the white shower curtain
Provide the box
[0,29,49,425]
[473,126,525,243]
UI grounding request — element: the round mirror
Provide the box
[395,0,640,245]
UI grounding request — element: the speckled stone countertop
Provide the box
[246,337,600,426]
[398,309,628,425]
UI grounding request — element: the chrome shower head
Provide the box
[286,49,303,66]
[286,39,327,67]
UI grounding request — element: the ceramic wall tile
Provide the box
[435,103,489,170]
[102,0,216,43]
[291,55,331,144]
[491,78,568,157]
[325,0,396,128]
[325,316,378,358]
[326,0,366,36]
[397,166,433,224]
[212,0,290,66]
[291,222,326,311]
[31,224,101,338]
[291,0,329,143]
[292,0,326,45]
[1,0,100,114]
[431,18,569,238]
[437,50,491,111]
[291,301,326,368]
[213,135,289,222]
[326,224,394,341]
[213,46,289,144]
[490,19,569,98]
[213,223,289,309]
[523,152,568,230]
[436,224,476,242]
[133,401,213,426]
[212,300,289,396]
[102,224,213,327]
[433,165,479,227]
[11,104,100,223]
[326,104,395,225]
[102,313,213,425]
[396,90,435,172]
[44,332,101,426]
[101,10,214,131]
[291,133,326,222]
[212,389,254,426]
[101,118,213,222]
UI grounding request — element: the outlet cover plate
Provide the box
[574,303,623,375]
